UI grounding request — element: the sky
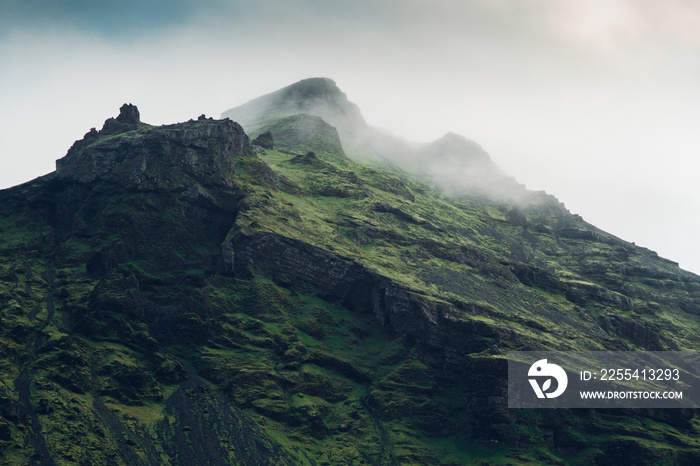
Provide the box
[1,0,700,273]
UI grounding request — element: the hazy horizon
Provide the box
[2,0,700,273]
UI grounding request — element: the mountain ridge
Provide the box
[222,77,529,201]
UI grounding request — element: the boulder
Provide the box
[252,131,274,149]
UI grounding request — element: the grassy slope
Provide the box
[236,121,700,463]
[246,143,700,353]
[1,116,700,464]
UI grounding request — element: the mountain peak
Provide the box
[221,77,366,137]
[278,77,340,99]
[439,131,472,142]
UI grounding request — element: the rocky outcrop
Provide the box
[155,375,297,465]
[598,314,674,350]
[420,132,493,165]
[252,131,274,149]
[100,103,142,136]
[289,151,319,164]
[56,106,250,188]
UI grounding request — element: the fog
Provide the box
[1,0,700,273]
[222,77,533,203]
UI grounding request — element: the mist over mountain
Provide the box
[2,82,700,464]
[223,77,531,202]
[222,77,366,134]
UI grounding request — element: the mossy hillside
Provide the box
[0,117,469,464]
[245,144,700,353]
[234,124,700,462]
[232,118,700,459]
[181,276,472,465]
[3,107,700,464]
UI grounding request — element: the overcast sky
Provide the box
[2,0,700,273]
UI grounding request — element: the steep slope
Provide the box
[1,96,700,465]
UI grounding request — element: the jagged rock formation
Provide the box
[100,103,142,135]
[2,90,700,464]
[57,108,248,188]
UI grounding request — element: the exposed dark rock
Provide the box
[370,176,415,201]
[100,103,142,136]
[155,374,297,465]
[507,207,527,226]
[317,186,357,198]
[56,107,250,188]
[154,359,189,385]
[86,244,129,277]
[372,203,427,224]
[99,361,163,405]
[252,131,274,149]
[290,151,318,164]
[599,314,673,350]
[0,421,11,441]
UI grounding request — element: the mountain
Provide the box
[1,84,700,465]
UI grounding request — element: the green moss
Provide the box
[2,109,700,464]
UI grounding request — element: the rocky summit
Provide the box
[2,81,700,465]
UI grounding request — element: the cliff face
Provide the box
[2,94,700,464]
